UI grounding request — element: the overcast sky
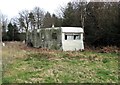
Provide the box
[0,0,73,19]
[0,0,119,19]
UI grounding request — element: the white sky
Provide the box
[0,0,73,19]
[0,0,119,19]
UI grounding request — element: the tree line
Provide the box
[61,1,120,47]
[1,1,120,47]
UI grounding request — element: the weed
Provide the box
[102,58,110,63]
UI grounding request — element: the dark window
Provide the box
[52,33,57,39]
[65,35,67,40]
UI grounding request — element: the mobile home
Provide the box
[28,27,84,51]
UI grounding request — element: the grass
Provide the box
[2,42,119,83]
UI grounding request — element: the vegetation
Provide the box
[61,1,120,47]
[2,22,22,41]
[2,42,119,83]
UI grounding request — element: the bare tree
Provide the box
[75,0,87,29]
[32,7,45,29]
[10,17,20,32]
[0,14,8,32]
[28,12,35,31]
[0,12,2,42]
[18,10,30,43]
[0,13,8,41]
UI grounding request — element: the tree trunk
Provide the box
[25,29,29,44]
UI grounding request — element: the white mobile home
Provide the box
[27,27,84,51]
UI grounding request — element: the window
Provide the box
[52,33,57,39]
[65,34,74,40]
[67,35,74,40]
[74,35,80,40]
[65,33,80,40]
[65,35,67,40]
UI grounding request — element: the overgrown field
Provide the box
[2,42,119,83]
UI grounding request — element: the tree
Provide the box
[32,7,45,29]
[0,23,1,42]
[0,14,8,41]
[85,2,120,46]
[7,22,20,41]
[62,2,75,26]
[18,10,30,43]
[0,12,2,41]
[43,12,52,28]
[42,13,62,28]
[51,14,62,27]
[28,12,35,31]
[7,23,14,41]
[13,23,20,41]
[75,0,87,28]
[60,1,87,27]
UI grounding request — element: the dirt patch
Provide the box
[97,46,120,53]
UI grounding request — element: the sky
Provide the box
[0,0,119,19]
[0,0,73,19]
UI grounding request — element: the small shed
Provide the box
[27,27,84,51]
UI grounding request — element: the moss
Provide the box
[29,28,62,50]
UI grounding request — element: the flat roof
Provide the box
[37,27,84,33]
[61,27,84,33]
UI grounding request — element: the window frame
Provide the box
[64,33,81,40]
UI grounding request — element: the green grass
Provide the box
[2,42,119,83]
